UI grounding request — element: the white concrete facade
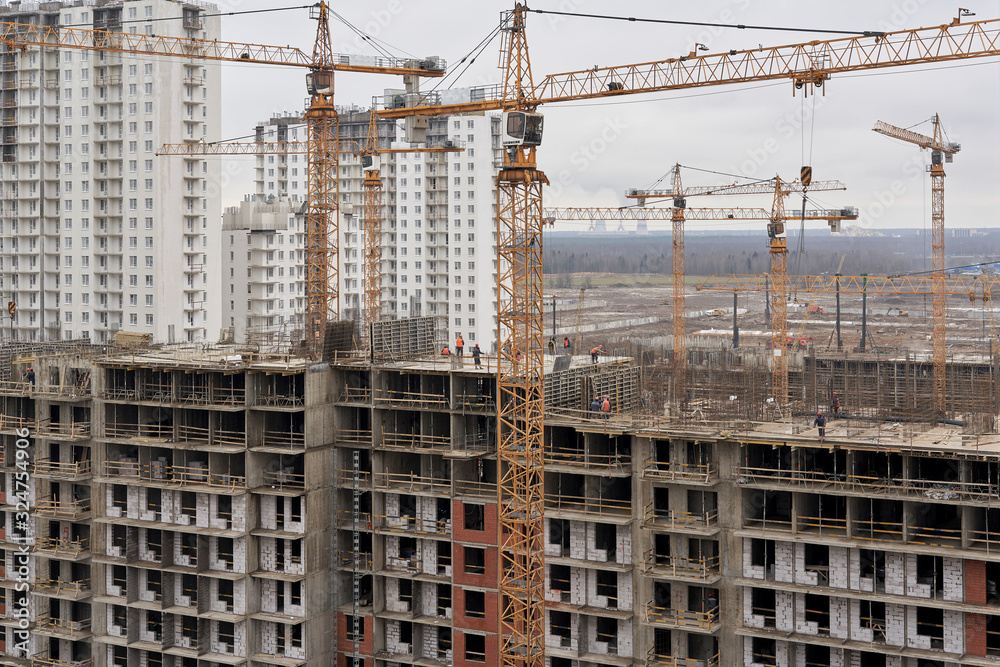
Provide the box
[250,106,503,349]
[0,0,221,344]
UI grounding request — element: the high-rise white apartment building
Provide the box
[0,0,221,344]
[249,106,503,348]
[221,197,305,341]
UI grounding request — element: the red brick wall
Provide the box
[335,613,373,656]
[967,612,988,656]
[966,559,987,605]
[337,656,371,667]
[453,629,499,667]
[452,499,497,545]
[452,586,499,633]
[453,543,498,588]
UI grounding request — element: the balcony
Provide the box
[251,390,302,407]
[642,603,718,632]
[34,577,91,599]
[736,464,998,504]
[31,653,93,667]
[545,494,632,520]
[0,379,90,398]
[381,431,490,456]
[177,384,246,407]
[35,612,92,637]
[260,429,305,451]
[374,513,451,537]
[103,422,171,440]
[334,428,372,447]
[642,460,718,485]
[642,552,721,581]
[103,460,246,491]
[646,649,719,667]
[642,504,719,533]
[546,449,631,475]
[372,471,450,495]
[176,424,246,449]
[34,497,91,520]
[32,458,92,480]
[374,388,449,409]
[262,470,305,492]
[36,419,90,439]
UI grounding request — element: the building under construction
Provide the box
[3,320,1000,667]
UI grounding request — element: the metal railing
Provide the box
[382,431,453,451]
[35,419,90,438]
[545,449,631,473]
[34,498,91,518]
[334,428,372,445]
[642,551,720,579]
[546,494,632,518]
[262,470,305,490]
[643,460,718,484]
[375,514,451,536]
[252,391,302,407]
[643,504,719,531]
[454,480,495,498]
[735,465,999,502]
[33,459,91,478]
[339,386,372,403]
[374,389,449,408]
[642,603,718,631]
[373,471,450,494]
[103,422,171,439]
[29,653,93,667]
[176,424,246,447]
[646,649,720,667]
[35,613,92,633]
[34,577,90,596]
[261,429,305,449]
[103,460,246,490]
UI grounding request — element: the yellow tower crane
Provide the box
[375,6,1000,663]
[624,170,851,404]
[873,115,960,415]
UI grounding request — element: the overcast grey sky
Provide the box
[216,1,1000,234]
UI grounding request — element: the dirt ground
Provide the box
[550,273,999,356]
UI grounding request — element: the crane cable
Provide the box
[523,8,885,37]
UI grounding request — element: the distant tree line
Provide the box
[542,232,993,278]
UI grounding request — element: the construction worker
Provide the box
[601,395,611,419]
[813,411,827,442]
[26,367,35,387]
[455,335,464,357]
[472,344,481,367]
[705,591,719,616]
[591,344,603,364]
[563,336,571,354]
[441,345,451,356]
[832,392,841,415]
[590,396,601,414]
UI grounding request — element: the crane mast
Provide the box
[361,110,384,333]
[768,178,790,404]
[303,2,339,351]
[496,5,546,666]
[670,166,687,404]
[873,114,959,415]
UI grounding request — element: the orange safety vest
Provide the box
[456,337,464,349]
[602,399,610,412]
